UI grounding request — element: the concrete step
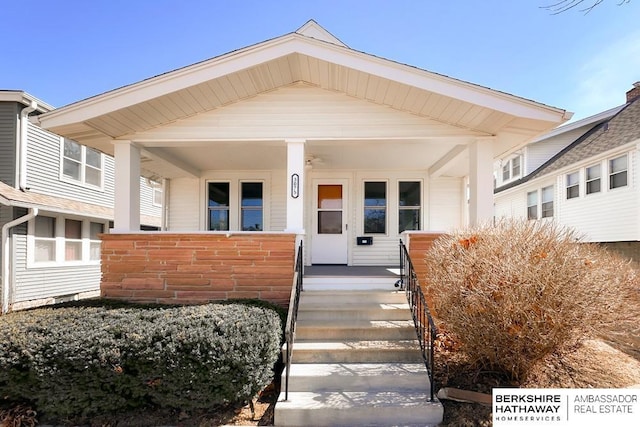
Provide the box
[282,362,430,392]
[296,318,417,340]
[298,302,411,321]
[300,289,407,304]
[303,276,401,291]
[275,390,443,427]
[291,340,423,363]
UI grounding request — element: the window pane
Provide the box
[241,210,263,231]
[65,219,82,239]
[541,186,553,218]
[85,166,101,186]
[90,222,104,239]
[527,191,537,220]
[208,183,230,207]
[399,181,420,206]
[90,242,101,261]
[586,179,601,194]
[364,182,386,206]
[64,139,81,161]
[541,202,553,218]
[511,157,521,177]
[610,155,627,173]
[35,216,55,238]
[502,164,510,181]
[318,185,342,209]
[35,240,56,262]
[241,182,263,207]
[399,209,420,233]
[63,159,81,180]
[65,241,82,261]
[209,210,229,231]
[364,208,386,234]
[85,147,101,168]
[318,211,342,234]
[542,186,553,203]
[610,171,628,189]
[153,188,163,205]
[586,165,601,180]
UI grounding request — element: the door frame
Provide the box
[310,178,350,265]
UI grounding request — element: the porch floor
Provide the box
[304,265,400,277]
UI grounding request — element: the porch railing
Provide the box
[397,239,437,401]
[283,239,303,401]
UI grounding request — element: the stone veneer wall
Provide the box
[101,233,296,308]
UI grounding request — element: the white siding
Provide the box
[429,177,464,232]
[270,170,287,231]
[526,127,588,174]
[167,177,200,230]
[139,177,163,220]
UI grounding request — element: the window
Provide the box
[566,172,579,199]
[399,181,421,233]
[541,186,554,218]
[208,182,230,231]
[586,164,601,194]
[34,216,56,262]
[152,186,163,207]
[502,163,510,181]
[609,155,628,189]
[62,139,103,187]
[511,157,521,178]
[65,219,82,261]
[241,182,263,231]
[364,182,386,234]
[90,222,104,261]
[527,191,538,220]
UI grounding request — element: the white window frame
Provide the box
[609,154,628,190]
[585,164,602,195]
[541,186,554,218]
[398,181,421,233]
[28,215,107,267]
[527,190,538,220]
[566,171,580,199]
[60,138,104,189]
[363,181,388,235]
[240,181,264,232]
[501,155,522,184]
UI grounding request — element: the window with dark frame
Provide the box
[364,182,386,234]
[399,181,421,233]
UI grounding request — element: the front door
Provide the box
[311,180,348,264]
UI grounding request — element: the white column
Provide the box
[285,139,305,233]
[468,139,494,226]
[112,141,141,232]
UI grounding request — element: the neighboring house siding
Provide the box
[429,177,463,231]
[0,102,18,186]
[25,123,116,207]
[526,127,588,174]
[494,188,527,220]
[139,177,162,219]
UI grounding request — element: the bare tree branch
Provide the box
[541,0,630,14]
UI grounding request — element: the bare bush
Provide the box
[424,220,639,381]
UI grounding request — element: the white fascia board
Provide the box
[38,34,570,130]
[0,90,55,112]
[530,104,625,143]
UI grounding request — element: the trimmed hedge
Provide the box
[0,302,283,420]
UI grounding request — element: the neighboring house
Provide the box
[0,90,162,313]
[495,83,640,263]
[36,21,571,307]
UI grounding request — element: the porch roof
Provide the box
[36,21,572,178]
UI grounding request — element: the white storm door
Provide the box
[312,181,348,264]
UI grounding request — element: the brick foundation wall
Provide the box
[101,233,296,307]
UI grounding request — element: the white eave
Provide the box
[0,90,55,113]
[530,103,624,143]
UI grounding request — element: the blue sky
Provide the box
[1,0,639,121]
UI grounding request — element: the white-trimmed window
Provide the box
[541,186,554,218]
[527,191,538,220]
[207,182,230,231]
[502,163,510,181]
[609,155,628,189]
[398,181,421,233]
[62,139,103,188]
[566,172,579,199]
[364,181,387,234]
[586,164,601,195]
[31,216,106,265]
[34,216,56,262]
[241,182,263,231]
[502,155,522,182]
[511,157,521,179]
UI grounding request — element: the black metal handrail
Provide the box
[398,239,437,401]
[283,239,303,401]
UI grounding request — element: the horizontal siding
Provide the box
[428,177,463,232]
[139,177,163,218]
[12,231,100,303]
[0,102,18,185]
[526,127,588,174]
[168,177,200,230]
[25,123,116,207]
[132,84,479,141]
[270,169,287,231]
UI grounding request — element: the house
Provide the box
[0,90,162,313]
[495,83,640,264]
[35,21,571,307]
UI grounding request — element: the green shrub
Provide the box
[0,302,282,420]
[424,220,639,381]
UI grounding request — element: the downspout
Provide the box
[18,101,38,191]
[2,207,38,313]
